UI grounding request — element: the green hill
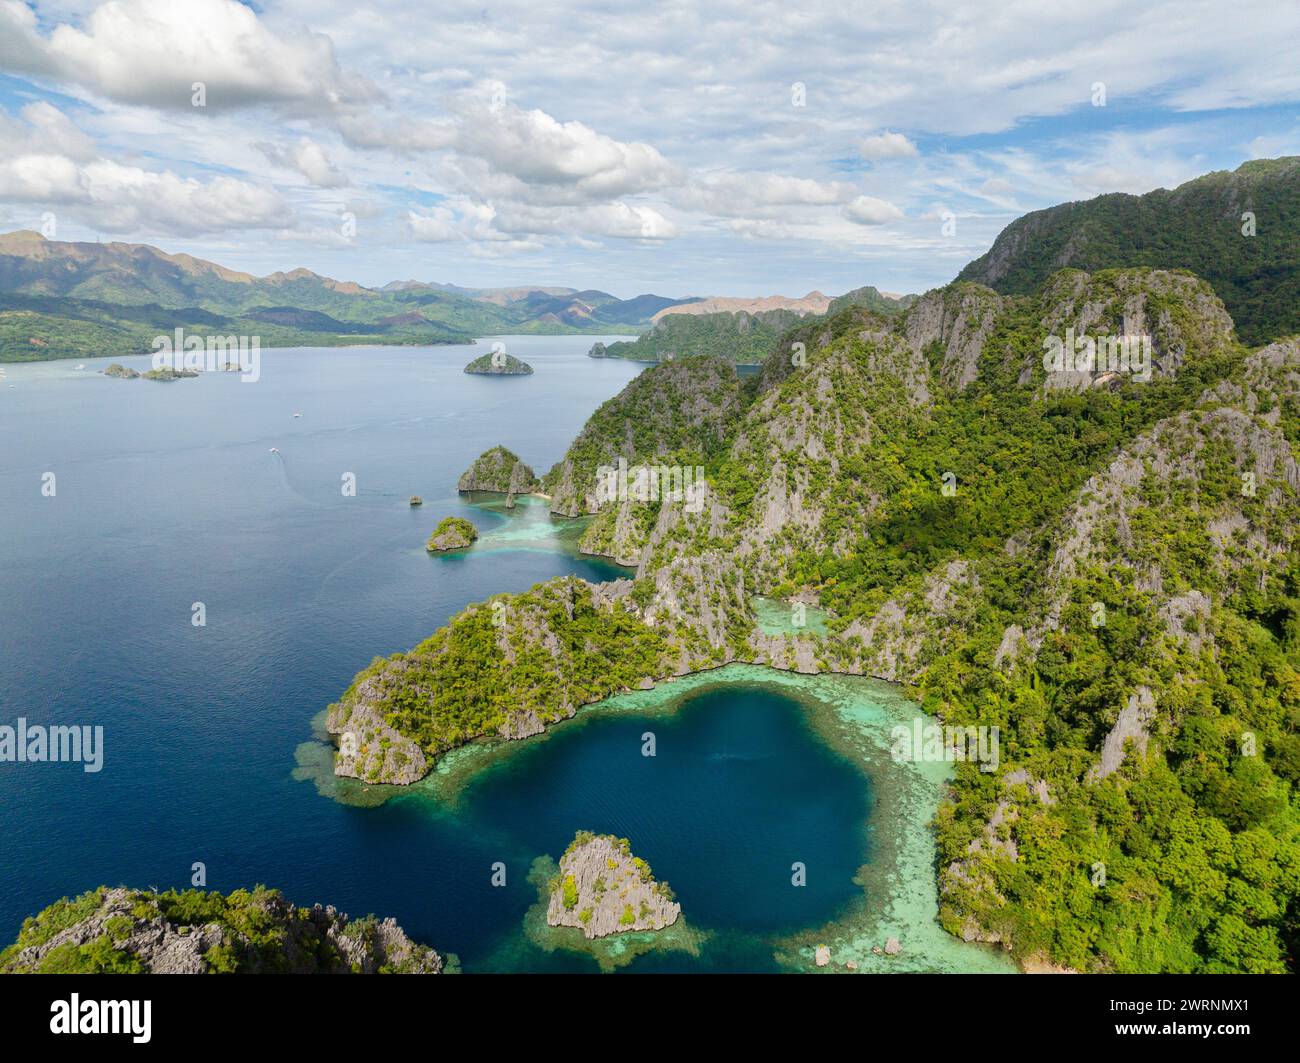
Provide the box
[593,308,809,364]
[331,259,1300,973]
[957,156,1300,346]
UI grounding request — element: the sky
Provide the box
[0,0,1298,298]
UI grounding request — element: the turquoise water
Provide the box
[0,340,1012,972]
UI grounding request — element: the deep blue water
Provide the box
[0,338,871,972]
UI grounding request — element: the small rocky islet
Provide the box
[103,363,199,381]
[0,885,444,974]
[547,832,680,940]
[463,351,533,375]
[456,445,540,497]
[425,515,478,552]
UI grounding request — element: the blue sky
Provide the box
[0,0,1297,298]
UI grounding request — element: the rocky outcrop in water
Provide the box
[426,516,478,552]
[104,363,140,379]
[464,351,533,375]
[547,833,680,939]
[457,446,539,495]
[0,886,443,973]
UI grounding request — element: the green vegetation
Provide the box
[543,355,746,517]
[0,290,470,363]
[958,157,1300,346]
[321,159,1300,973]
[598,309,806,364]
[426,516,478,552]
[463,351,534,375]
[1,885,443,973]
[333,578,704,763]
[457,445,539,494]
[826,285,915,316]
[0,231,702,361]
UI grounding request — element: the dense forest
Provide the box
[958,157,1300,347]
[326,160,1300,974]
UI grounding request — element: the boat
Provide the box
[270,447,279,454]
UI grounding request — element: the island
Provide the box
[142,367,199,381]
[104,363,140,379]
[464,351,533,375]
[426,516,478,552]
[547,832,681,939]
[457,445,540,496]
[0,886,444,974]
[409,495,423,507]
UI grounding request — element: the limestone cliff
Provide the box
[547,833,680,939]
[457,445,540,495]
[426,516,478,552]
[0,886,444,974]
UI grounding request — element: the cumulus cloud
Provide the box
[256,138,349,187]
[859,132,918,161]
[2,0,377,113]
[675,172,854,217]
[451,87,676,196]
[0,104,290,236]
[409,196,675,246]
[842,195,904,225]
[2,0,1299,289]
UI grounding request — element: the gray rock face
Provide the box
[547,833,681,940]
[1,886,443,974]
[903,283,1003,391]
[1089,686,1156,782]
[327,672,429,785]
[1034,269,1236,391]
[542,356,745,518]
[426,517,478,552]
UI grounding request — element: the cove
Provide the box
[403,665,1019,973]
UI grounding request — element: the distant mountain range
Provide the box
[592,287,913,364]
[0,231,714,361]
[0,228,917,363]
[958,157,1300,346]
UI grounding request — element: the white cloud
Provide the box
[5,0,377,113]
[257,138,349,187]
[0,105,290,236]
[2,0,1299,292]
[842,195,904,225]
[676,172,853,216]
[859,132,918,160]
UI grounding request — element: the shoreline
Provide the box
[311,662,1018,974]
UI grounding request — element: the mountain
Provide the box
[381,281,699,330]
[591,290,914,366]
[957,156,1300,346]
[592,308,808,365]
[0,232,697,362]
[329,256,1300,973]
[829,284,918,316]
[0,229,908,364]
[650,290,837,321]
